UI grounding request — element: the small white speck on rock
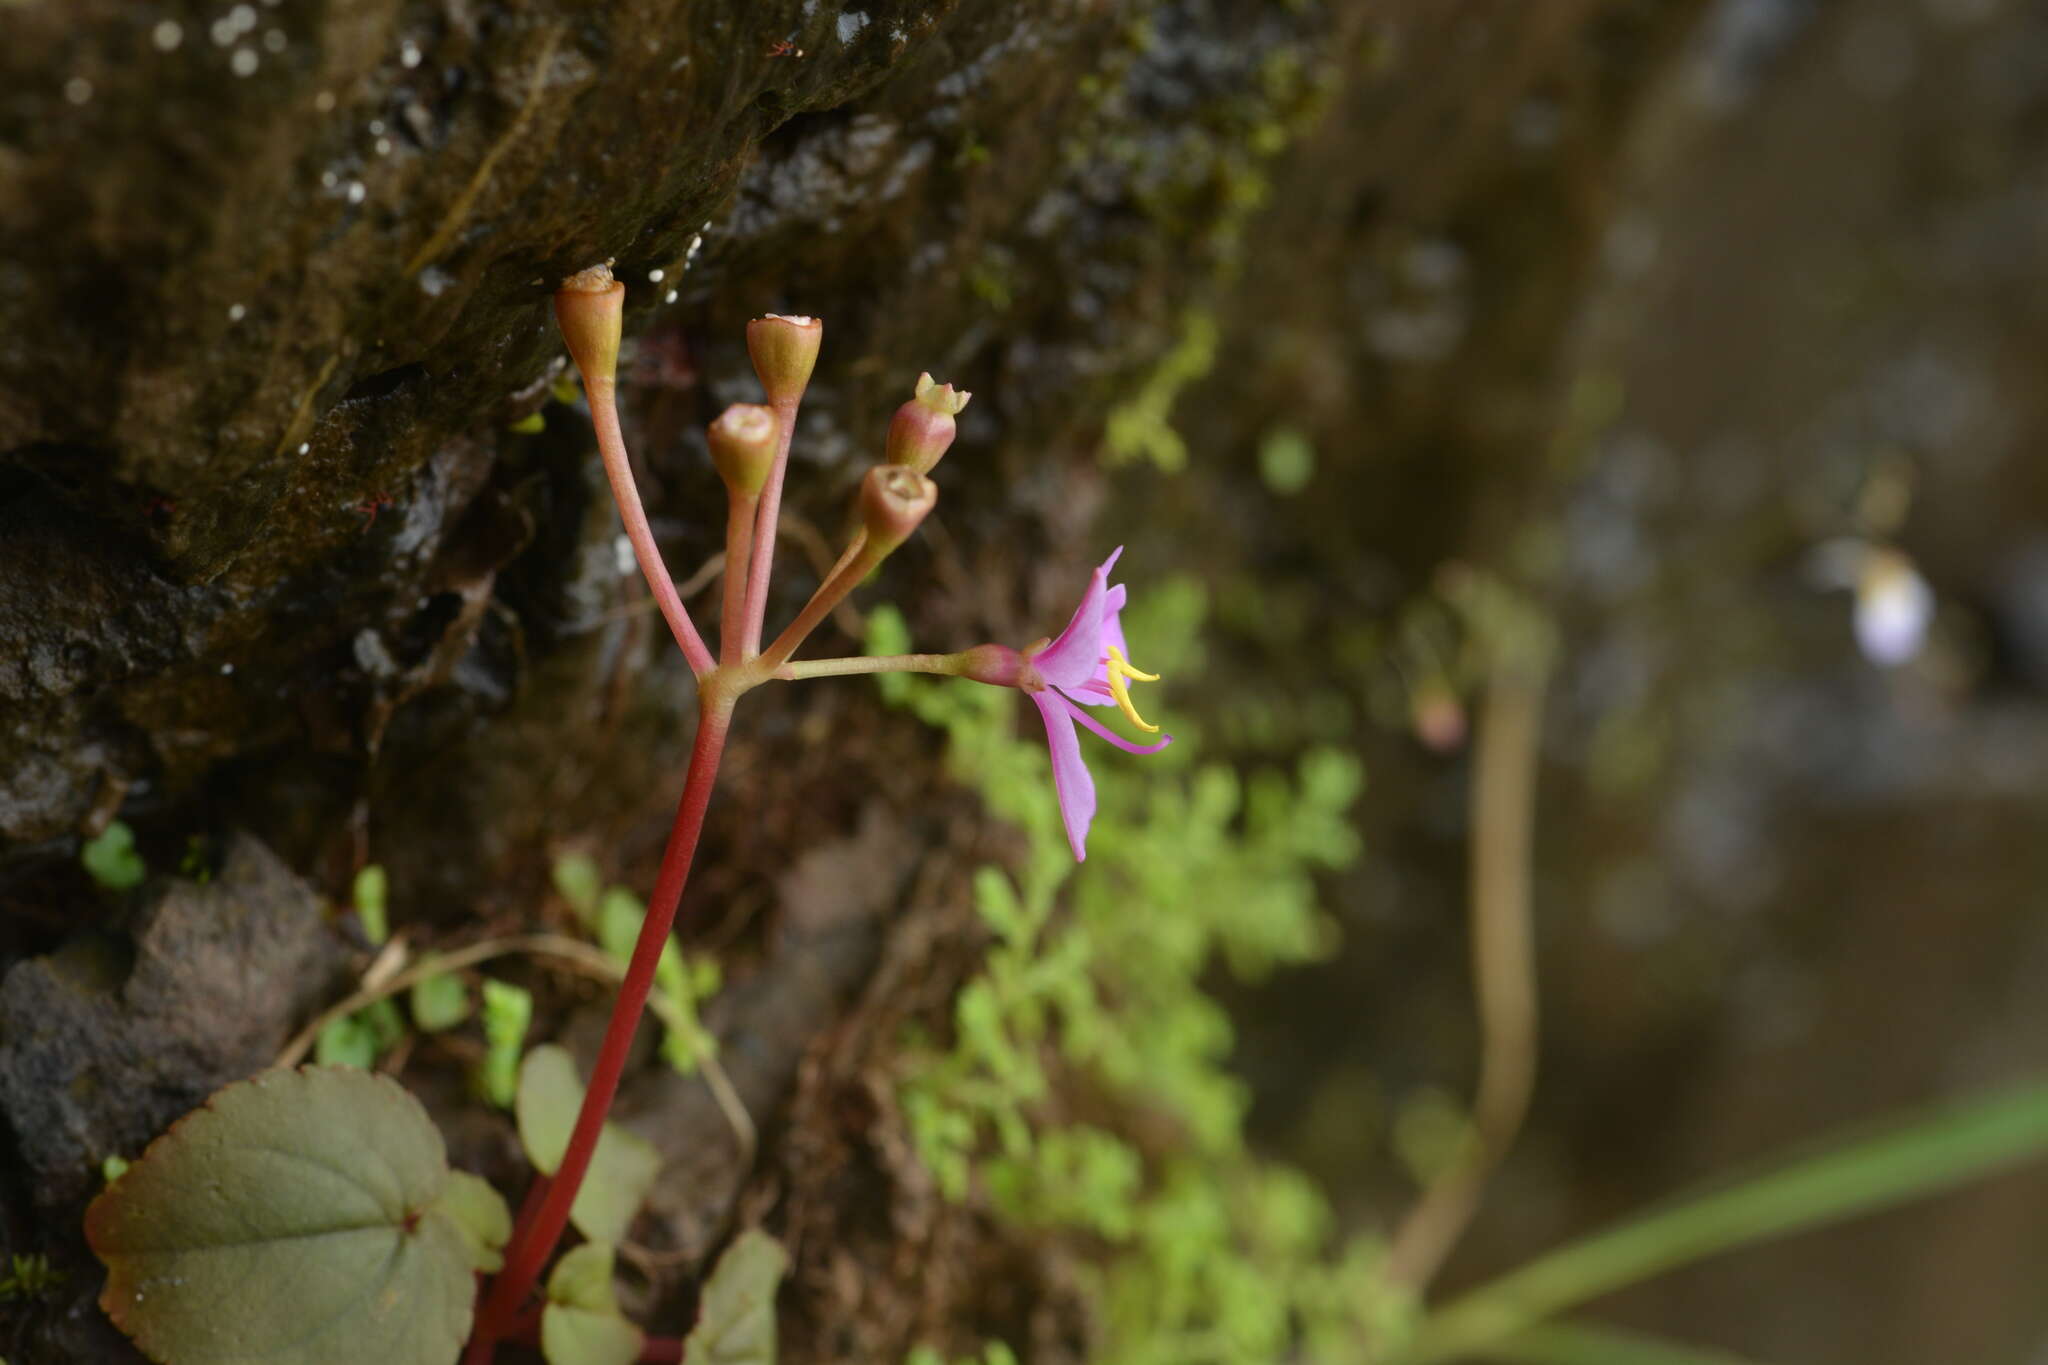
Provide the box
[665,290,678,304]
[648,268,664,282]
[262,28,286,52]
[221,663,235,676]
[400,40,422,68]
[63,77,92,105]
[227,303,246,322]
[374,137,392,156]
[314,90,336,112]
[152,20,184,51]
[368,119,384,135]
[230,47,258,77]
[347,181,366,204]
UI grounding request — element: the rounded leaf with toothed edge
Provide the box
[84,1067,475,1365]
[436,1169,512,1273]
[515,1045,663,1246]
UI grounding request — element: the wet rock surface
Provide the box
[0,833,345,1206]
[7,0,2048,1361]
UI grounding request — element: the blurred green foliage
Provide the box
[871,581,1411,1363]
[0,1253,64,1303]
[554,854,721,1076]
[80,820,146,892]
[479,977,532,1108]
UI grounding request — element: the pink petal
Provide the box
[1060,694,1174,755]
[1034,549,1124,689]
[1077,583,1131,706]
[1030,690,1096,861]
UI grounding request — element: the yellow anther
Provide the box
[1104,646,1162,733]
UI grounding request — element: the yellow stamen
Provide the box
[1104,645,1162,733]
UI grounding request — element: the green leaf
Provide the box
[541,1244,644,1365]
[478,978,532,1108]
[410,972,471,1032]
[1256,426,1315,495]
[508,412,547,434]
[81,821,146,891]
[515,1045,663,1246]
[85,1067,474,1365]
[353,864,390,944]
[680,1229,789,1365]
[363,998,407,1052]
[552,854,604,923]
[434,1169,512,1273]
[596,888,643,965]
[316,1013,379,1069]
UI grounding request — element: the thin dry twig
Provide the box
[273,932,755,1161]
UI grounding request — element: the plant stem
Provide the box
[588,377,716,678]
[1387,660,1549,1289]
[721,485,758,664]
[738,396,800,659]
[756,541,886,671]
[466,695,734,1361]
[1400,1077,2048,1363]
[638,1338,685,1363]
[775,651,969,681]
[1475,1321,1775,1365]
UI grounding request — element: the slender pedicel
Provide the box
[756,466,937,671]
[555,267,716,678]
[708,404,778,663]
[737,314,823,658]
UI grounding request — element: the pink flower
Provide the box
[1019,549,1174,860]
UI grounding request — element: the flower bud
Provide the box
[885,373,972,474]
[858,465,937,550]
[1410,682,1467,753]
[554,264,625,387]
[707,403,778,497]
[745,313,822,405]
[956,643,1026,689]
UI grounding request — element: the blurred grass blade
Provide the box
[1406,1078,2048,1362]
[1480,1321,1772,1365]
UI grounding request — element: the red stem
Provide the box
[464,698,734,1362]
[737,396,800,658]
[589,377,718,677]
[639,1338,685,1363]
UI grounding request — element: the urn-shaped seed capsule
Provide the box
[707,404,778,496]
[859,465,938,550]
[745,314,823,405]
[554,264,624,386]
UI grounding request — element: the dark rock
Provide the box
[0,833,347,1206]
